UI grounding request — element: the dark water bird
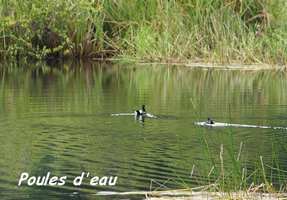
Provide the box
[134,105,157,119]
[111,105,156,118]
[206,117,214,124]
[135,105,146,116]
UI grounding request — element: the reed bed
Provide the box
[0,0,287,65]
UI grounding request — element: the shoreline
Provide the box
[146,191,287,200]
[95,188,287,200]
[95,58,287,70]
[2,57,287,71]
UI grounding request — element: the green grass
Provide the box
[182,118,287,194]
[1,0,287,64]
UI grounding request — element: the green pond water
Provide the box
[1,62,287,199]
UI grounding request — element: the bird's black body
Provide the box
[135,105,146,116]
[207,117,214,124]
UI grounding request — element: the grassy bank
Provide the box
[0,0,287,64]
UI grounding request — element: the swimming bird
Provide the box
[206,117,214,124]
[134,105,157,118]
[135,105,146,116]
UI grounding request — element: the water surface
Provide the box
[1,62,287,199]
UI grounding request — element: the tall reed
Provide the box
[0,0,287,64]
